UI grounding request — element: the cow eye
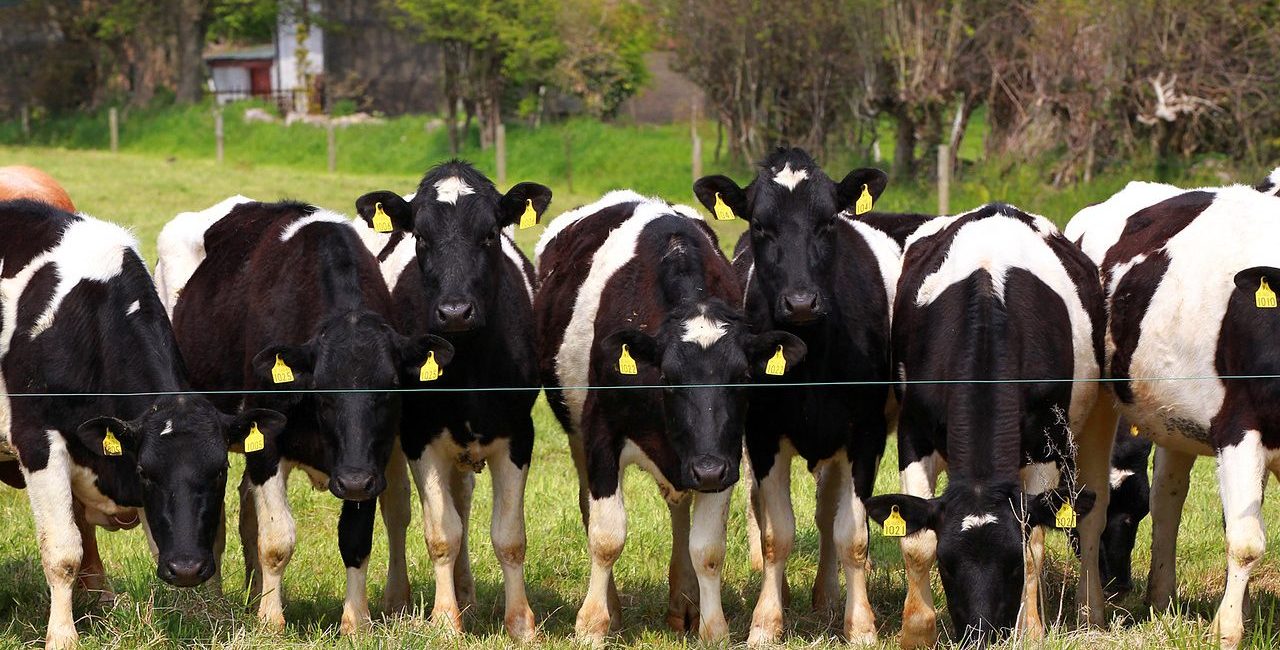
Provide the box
[751,221,767,237]
[482,229,498,247]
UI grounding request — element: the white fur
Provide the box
[846,218,903,314]
[125,300,140,315]
[1260,168,1280,195]
[250,462,297,627]
[681,312,727,349]
[960,513,998,531]
[1021,461,1061,496]
[22,431,82,646]
[903,215,958,252]
[1109,468,1134,489]
[1062,181,1183,263]
[160,420,173,436]
[28,216,141,339]
[534,190,647,261]
[500,233,534,301]
[351,217,416,291]
[772,163,809,190]
[433,176,474,204]
[154,195,253,316]
[279,209,349,242]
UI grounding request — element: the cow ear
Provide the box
[251,344,315,387]
[76,417,137,458]
[223,409,287,449]
[355,191,413,233]
[601,328,660,377]
[836,168,889,214]
[1028,488,1097,530]
[745,331,807,376]
[498,182,553,229]
[1233,266,1280,296]
[693,175,749,221]
[866,494,938,535]
[398,334,456,379]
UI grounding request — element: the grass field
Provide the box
[3,144,1280,649]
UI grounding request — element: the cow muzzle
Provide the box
[689,454,734,493]
[435,299,480,332]
[157,554,215,588]
[777,290,824,324]
[330,468,385,501]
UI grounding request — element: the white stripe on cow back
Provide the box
[433,176,474,205]
[155,194,254,315]
[278,209,350,242]
[682,310,728,348]
[772,163,809,190]
[960,514,998,531]
[533,189,647,263]
[351,216,416,291]
[28,215,140,339]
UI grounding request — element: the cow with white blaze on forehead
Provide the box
[354,161,549,640]
[165,200,453,633]
[865,204,1103,646]
[1064,181,1280,647]
[534,192,804,644]
[693,148,899,645]
[0,199,285,649]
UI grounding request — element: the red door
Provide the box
[250,66,272,96]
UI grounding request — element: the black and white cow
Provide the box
[534,191,804,643]
[1097,421,1152,596]
[1065,181,1280,647]
[165,200,452,633]
[0,199,283,649]
[853,211,938,248]
[693,148,900,645]
[864,204,1103,644]
[354,161,548,640]
[1255,167,1280,196]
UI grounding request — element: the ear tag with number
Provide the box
[1130,424,1140,437]
[1055,501,1077,528]
[712,193,736,221]
[244,422,265,453]
[855,184,874,215]
[883,505,907,537]
[102,429,123,456]
[271,355,294,384]
[618,344,638,375]
[1257,277,1277,308]
[518,199,538,230]
[420,351,442,382]
[372,202,393,233]
[765,345,787,376]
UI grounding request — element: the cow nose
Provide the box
[690,455,731,492]
[780,291,821,323]
[330,470,382,501]
[162,557,210,588]
[436,300,478,332]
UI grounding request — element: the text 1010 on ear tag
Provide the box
[1257,277,1277,308]
[884,506,907,537]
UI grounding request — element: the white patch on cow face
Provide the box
[160,420,174,436]
[278,209,349,242]
[682,312,727,349]
[1110,468,1134,489]
[126,300,140,316]
[27,216,140,339]
[960,513,998,531]
[433,176,474,205]
[772,163,809,191]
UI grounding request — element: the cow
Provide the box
[154,194,254,317]
[862,203,1103,645]
[1255,167,1280,196]
[533,190,805,643]
[0,198,284,649]
[164,200,453,634]
[853,211,938,247]
[353,161,549,640]
[1098,421,1153,597]
[0,165,75,212]
[692,148,900,645]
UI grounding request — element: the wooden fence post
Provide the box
[327,121,336,173]
[108,108,119,153]
[496,122,507,186]
[937,144,951,216]
[214,109,225,164]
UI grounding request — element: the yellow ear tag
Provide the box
[1130,424,1140,437]
[518,199,538,230]
[765,345,787,376]
[1257,277,1277,308]
[883,505,907,537]
[102,429,123,456]
[1055,501,1077,529]
[372,202,393,234]
[420,351,442,382]
[854,184,873,215]
[244,422,265,453]
[712,193,736,221]
[271,355,294,384]
[618,344,638,375]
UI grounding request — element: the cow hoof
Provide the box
[845,620,877,646]
[747,612,782,647]
[381,587,411,615]
[698,615,729,644]
[431,607,464,635]
[665,598,699,634]
[575,600,613,643]
[811,582,841,614]
[898,614,935,650]
[257,610,286,631]
[340,608,370,635]
[504,606,536,642]
[44,626,78,650]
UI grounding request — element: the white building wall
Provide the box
[272,5,324,92]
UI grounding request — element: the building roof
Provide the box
[204,44,274,64]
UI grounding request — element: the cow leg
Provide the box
[338,498,378,634]
[449,467,477,613]
[569,432,621,621]
[1147,446,1196,611]
[812,460,842,613]
[1018,462,1060,640]
[238,472,263,599]
[489,445,535,641]
[743,447,765,572]
[1075,392,1117,628]
[666,496,699,633]
[1213,430,1267,648]
[409,445,465,634]
[834,455,876,644]
[379,439,412,615]
[210,500,225,592]
[252,463,296,630]
[576,487,627,644]
[690,487,731,642]
[748,446,795,647]
[899,450,943,649]
[22,440,82,649]
[72,502,113,605]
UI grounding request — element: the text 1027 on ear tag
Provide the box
[618,344,638,375]
[372,202,393,233]
[103,429,122,456]
[1055,502,1077,528]
[244,423,265,453]
[884,506,907,537]
[271,355,294,384]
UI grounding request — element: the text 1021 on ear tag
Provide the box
[618,344,638,375]
[855,184,873,215]
[712,193,736,221]
[271,355,294,384]
[883,505,907,537]
[244,423,265,453]
[1055,502,1077,528]
[519,199,538,230]
[1257,277,1277,308]
[420,351,441,382]
[372,202,393,233]
[765,346,787,376]
[102,429,123,456]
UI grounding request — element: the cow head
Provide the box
[601,300,805,492]
[76,396,286,587]
[252,311,454,500]
[355,161,551,333]
[868,483,1096,642]
[1096,429,1152,596]
[694,148,887,325]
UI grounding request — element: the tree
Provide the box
[553,0,652,119]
